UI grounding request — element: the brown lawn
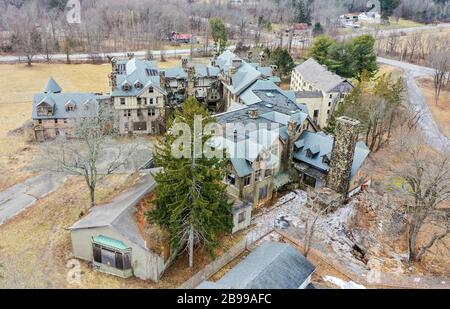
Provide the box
[416,77,450,138]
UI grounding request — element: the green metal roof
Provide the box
[92,235,130,251]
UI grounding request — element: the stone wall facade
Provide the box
[327,116,360,195]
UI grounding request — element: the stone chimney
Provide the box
[159,71,166,89]
[327,116,360,195]
[111,57,118,73]
[285,119,300,172]
[248,108,259,119]
[108,71,117,91]
[182,57,189,70]
[187,65,196,97]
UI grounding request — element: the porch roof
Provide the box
[92,235,130,251]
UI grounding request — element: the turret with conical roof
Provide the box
[44,77,62,94]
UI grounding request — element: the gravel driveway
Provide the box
[378,57,450,153]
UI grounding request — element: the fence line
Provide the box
[178,238,247,289]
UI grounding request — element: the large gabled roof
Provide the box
[69,174,156,250]
[202,242,316,289]
[32,92,105,120]
[111,58,165,97]
[216,51,263,95]
[294,58,352,93]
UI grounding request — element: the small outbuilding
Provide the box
[69,173,174,282]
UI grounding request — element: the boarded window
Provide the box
[93,244,101,263]
[238,212,246,223]
[115,252,124,270]
[259,186,268,201]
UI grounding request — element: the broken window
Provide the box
[227,173,236,186]
[149,87,154,93]
[133,122,147,131]
[137,98,142,105]
[243,176,251,187]
[137,109,142,117]
[148,109,156,117]
[255,170,261,181]
[259,186,268,201]
[120,98,125,105]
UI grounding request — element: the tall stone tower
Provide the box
[327,116,360,195]
[187,65,196,97]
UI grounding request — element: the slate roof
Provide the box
[294,58,351,93]
[44,77,62,93]
[111,58,165,97]
[32,92,105,120]
[163,67,187,79]
[70,174,156,250]
[293,131,370,177]
[248,63,273,77]
[195,65,220,78]
[295,90,323,99]
[216,51,262,95]
[198,242,315,289]
[215,97,310,177]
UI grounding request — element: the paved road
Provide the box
[0,49,195,63]
[0,173,67,225]
[378,57,450,153]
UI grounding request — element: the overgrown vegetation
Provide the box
[326,72,404,152]
[309,35,378,80]
[147,97,233,268]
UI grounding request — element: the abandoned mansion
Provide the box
[32,51,370,234]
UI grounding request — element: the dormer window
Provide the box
[322,154,331,164]
[149,86,154,93]
[37,101,54,116]
[123,83,131,91]
[135,81,143,89]
[65,101,75,112]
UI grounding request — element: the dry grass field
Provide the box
[0,57,210,190]
[416,77,450,138]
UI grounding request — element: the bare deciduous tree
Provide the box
[398,140,450,262]
[46,109,141,213]
[303,189,332,258]
[427,47,450,105]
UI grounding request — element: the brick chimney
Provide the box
[326,116,360,195]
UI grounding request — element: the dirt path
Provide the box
[0,172,68,225]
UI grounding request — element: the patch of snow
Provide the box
[323,275,366,289]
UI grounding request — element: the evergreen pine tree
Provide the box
[146,97,233,267]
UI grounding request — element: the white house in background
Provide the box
[358,11,381,23]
